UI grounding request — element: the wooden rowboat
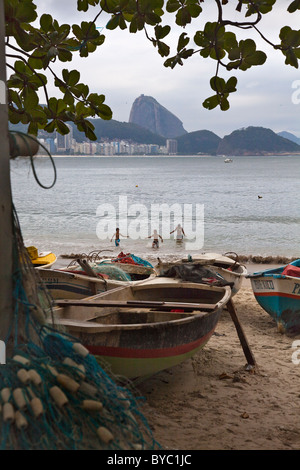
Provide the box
[38,267,132,300]
[52,278,231,380]
[248,259,300,334]
[157,252,247,296]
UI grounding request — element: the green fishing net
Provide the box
[0,207,159,450]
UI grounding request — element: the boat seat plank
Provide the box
[55,299,217,310]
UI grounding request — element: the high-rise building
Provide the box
[166,139,177,155]
[56,124,73,153]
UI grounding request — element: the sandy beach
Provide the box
[136,274,300,451]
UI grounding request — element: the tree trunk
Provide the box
[0,0,14,354]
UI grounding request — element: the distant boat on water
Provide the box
[224,158,233,163]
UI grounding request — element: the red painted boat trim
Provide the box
[255,292,300,299]
[87,329,214,359]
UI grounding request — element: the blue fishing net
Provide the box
[0,207,160,450]
[128,255,154,268]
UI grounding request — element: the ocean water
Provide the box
[10,155,300,264]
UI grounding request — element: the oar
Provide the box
[226,298,256,367]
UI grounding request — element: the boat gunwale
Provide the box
[52,285,231,332]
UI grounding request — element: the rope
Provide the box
[9,131,57,189]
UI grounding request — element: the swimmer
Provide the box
[110,228,129,247]
[170,223,185,243]
[148,229,163,249]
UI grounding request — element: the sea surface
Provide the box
[10,155,300,264]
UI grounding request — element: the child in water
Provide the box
[170,223,185,243]
[111,228,129,247]
[148,229,163,249]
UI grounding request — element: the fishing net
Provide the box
[66,260,132,282]
[160,263,234,288]
[0,207,159,450]
[91,264,131,281]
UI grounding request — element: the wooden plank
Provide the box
[55,298,217,310]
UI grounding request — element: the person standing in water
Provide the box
[170,223,185,243]
[148,229,163,249]
[110,228,129,247]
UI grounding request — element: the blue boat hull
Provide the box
[249,259,300,334]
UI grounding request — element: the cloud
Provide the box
[31,2,300,137]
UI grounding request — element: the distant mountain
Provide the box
[217,126,300,156]
[10,119,166,146]
[277,131,300,146]
[176,130,221,155]
[129,95,187,139]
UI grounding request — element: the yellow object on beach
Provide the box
[26,246,57,268]
[26,246,38,260]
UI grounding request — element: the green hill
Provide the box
[217,126,300,156]
[176,130,221,155]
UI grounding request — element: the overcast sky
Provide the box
[32,1,300,138]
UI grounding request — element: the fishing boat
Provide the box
[248,259,300,335]
[157,252,247,296]
[38,267,131,300]
[38,254,156,300]
[52,278,231,380]
[26,246,57,269]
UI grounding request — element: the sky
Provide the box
[29,1,300,138]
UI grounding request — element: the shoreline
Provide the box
[36,153,300,158]
[58,253,297,265]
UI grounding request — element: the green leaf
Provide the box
[155,25,171,40]
[56,120,70,134]
[177,33,189,52]
[44,120,56,133]
[187,3,202,18]
[40,14,53,32]
[23,88,39,111]
[157,41,170,57]
[224,76,237,93]
[106,15,121,30]
[202,94,219,110]
[176,7,191,26]
[210,76,225,93]
[288,0,300,13]
[166,0,181,13]
[28,121,38,135]
[220,96,230,111]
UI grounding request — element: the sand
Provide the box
[137,276,300,450]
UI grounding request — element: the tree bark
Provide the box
[0,0,14,353]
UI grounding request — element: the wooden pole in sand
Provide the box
[0,0,14,353]
[227,298,256,367]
